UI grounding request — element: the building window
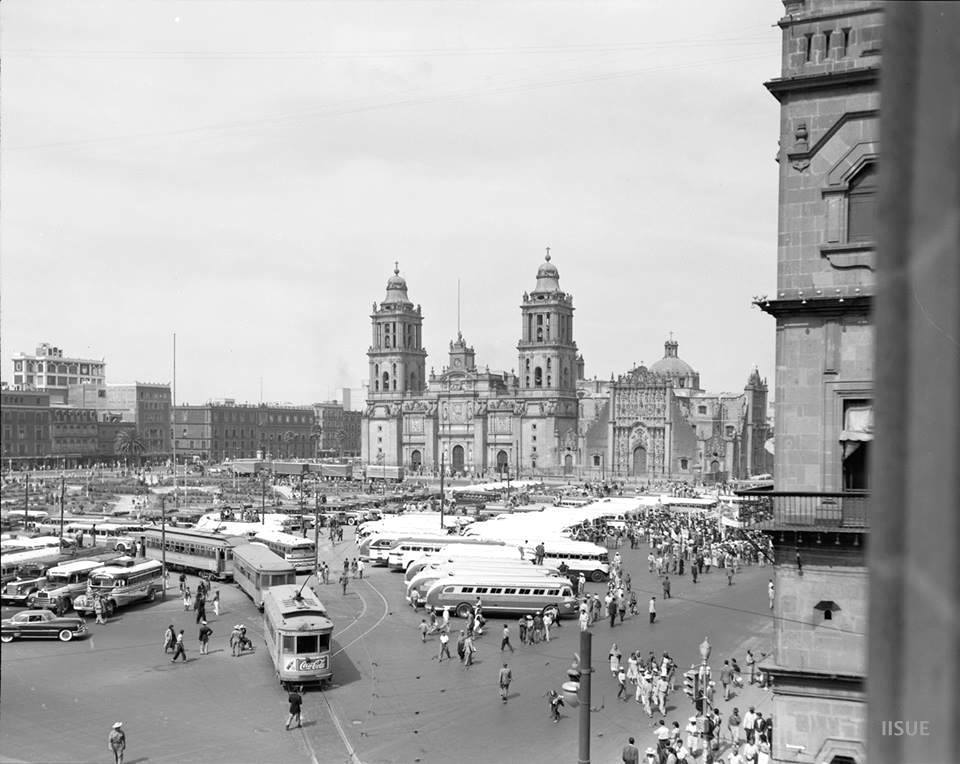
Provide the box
[592,455,601,467]
[841,399,873,490]
[680,458,689,470]
[698,405,707,415]
[847,163,878,243]
[534,367,543,388]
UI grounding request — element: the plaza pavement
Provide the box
[0,527,775,764]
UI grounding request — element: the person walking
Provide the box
[230,624,242,657]
[546,689,565,723]
[212,590,220,617]
[357,558,364,580]
[108,722,126,764]
[419,619,430,642]
[198,621,212,655]
[727,565,735,586]
[171,630,187,662]
[648,596,657,625]
[339,573,348,596]
[437,629,452,662]
[285,686,303,730]
[728,707,743,745]
[622,736,640,764]
[720,660,734,701]
[768,579,775,610]
[163,624,176,654]
[183,586,192,611]
[498,663,512,703]
[94,595,106,625]
[746,649,757,685]
[608,643,622,678]
[662,575,671,599]
[616,666,628,701]
[195,593,207,624]
[463,633,476,669]
[500,623,514,653]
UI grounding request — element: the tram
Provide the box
[142,528,245,580]
[232,543,297,609]
[262,584,335,688]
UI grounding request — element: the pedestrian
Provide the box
[768,579,775,610]
[655,720,671,759]
[501,623,514,653]
[108,722,126,764]
[577,572,586,597]
[728,706,743,745]
[163,624,176,653]
[198,621,212,655]
[746,649,757,685]
[608,597,617,628]
[357,558,364,579]
[419,619,429,642]
[643,747,658,764]
[442,606,450,630]
[179,572,186,593]
[183,586,192,611]
[546,689,564,723]
[285,686,303,730]
[343,558,349,575]
[463,633,476,669]
[685,715,699,751]
[339,574,348,595]
[727,565,735,586]
[649,596,657,625]
[662,575,671,599]
[171,629,187,662]
[321,562,329,585]
[616,666,628,701]
[543,610,553,642]
[622,736,640,764]
[212,590,220,617]
[230,624,242,657]
[195,596,206,625]
[720,659,734,701]
[438,629,452,662]
[518,615,528,644]
[609,643,622,677]
[617,593,626,623]
[94,595,106,624]
[498,663,512,703]
[692,564,698,584]
[743,706,756,743]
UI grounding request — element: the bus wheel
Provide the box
[590,570,605,583]
[455,602,472,618]
[105,601,116,617]
[147,589,157,603]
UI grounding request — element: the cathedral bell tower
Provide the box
[517,250,578,397]
[367,263,426,399]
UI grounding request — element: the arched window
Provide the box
[409,370,417,391]
[382,371,390,391]
[534,367,543,388]
[375,364,380,392]
[847,163,878,242]
[392,364,397,391]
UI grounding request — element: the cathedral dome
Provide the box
[383,263,412,305]
[650,338,696,376]
[532,250,561,294]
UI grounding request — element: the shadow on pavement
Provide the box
[327,640,362,687]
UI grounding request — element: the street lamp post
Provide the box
[160,495,167,601]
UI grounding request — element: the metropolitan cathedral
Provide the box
[361,254,771,482]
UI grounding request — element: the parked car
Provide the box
[1,609,88,643]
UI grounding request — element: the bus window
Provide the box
[462,587,474,593]
[282,635,295,653]
[562,588,573,597]
[296,634,319,654]
[443,586,454,593]
[533,588,545,595]
[476,587,488,594]
[504,588,517,594]
[489,587,503,594]
[547,589,559,595]
[518,588,531,595]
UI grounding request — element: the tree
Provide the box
[115,429,147,467]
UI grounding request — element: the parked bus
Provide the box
[252,529,316,573]
[72,558,164,617]
[1,547,69,587]
[403,543,522,583]
[422,574,578,620]
[262,584,335,688]
[63,522,148,552]
[142,528,245,580]
[386,538,506,572]
[406,562,557,605]
[233,543,297,610]
[1,550,76,604]
[360,532,457,565]
[519,540,611,582]
[28,557,116,614]
[1,536,63,554]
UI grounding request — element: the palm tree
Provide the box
[115,429,147,467]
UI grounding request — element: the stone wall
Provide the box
[772,691,866,763]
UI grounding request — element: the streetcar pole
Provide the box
[160,495,167,601]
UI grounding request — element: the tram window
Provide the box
[296,635,319,654]
[318,633,331,651]
[282,635,295,653]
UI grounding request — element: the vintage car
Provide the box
[0,609,88,643]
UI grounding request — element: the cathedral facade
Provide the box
[361,256,771,482]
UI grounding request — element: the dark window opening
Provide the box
[848,163,878,243]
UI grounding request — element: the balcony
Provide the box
[735,490,869,531]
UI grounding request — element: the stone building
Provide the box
[49,406,99,465]
[68,382,172,457]
[10,343,105,404]
[362,255,580,476]
[0,390,52,464]
[750,2,882,762]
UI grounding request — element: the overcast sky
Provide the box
[1,1,782,407]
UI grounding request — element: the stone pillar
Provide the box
[868,4,960,763]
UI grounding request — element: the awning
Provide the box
[840,402,873,458]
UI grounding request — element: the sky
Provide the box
[0,0,783,407]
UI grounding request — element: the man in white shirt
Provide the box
[742,706,756,743]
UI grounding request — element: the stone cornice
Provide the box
[765,67,879,103]
[755,294,872,318]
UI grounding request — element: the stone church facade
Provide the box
[361,257,771,482]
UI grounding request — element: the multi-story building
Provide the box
[49,406,99,465]
[748,2,881,762]
[69,382,172,457]
[313,402,346,457]
[342,410,361,457]
[172,401,315,463]
[0,391,52,464]
[10,343,105,404]
[96,418,138,460]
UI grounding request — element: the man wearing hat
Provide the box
[108,722,126,764]
[198,620,213,655]
[642,747,658,764]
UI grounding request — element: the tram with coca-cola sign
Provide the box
[262,583,334,688]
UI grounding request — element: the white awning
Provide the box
[840,402,873,458]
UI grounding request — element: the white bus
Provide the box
[1,536,63,554]
[521,540,610,582]
[423,574,578,620]
[72,558,164,617]
[403,543,522,582]
[233,543,297,610]
[1,547,68,586]
[28,558,111,614]
[195,511,297,539]
[386,538,506,572]
[362,533,457,565]
[252,529,316,573]
[406,562,557,605]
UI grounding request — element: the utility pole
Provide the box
[59,475,66,553]
[261,472,266,524]
[314,490,320,577]
[24,472,30,528]
[160,495,167,600]
[578,627,593,764]
[439,452,445,529]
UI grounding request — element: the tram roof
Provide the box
[232,542,296,571]
[263,584,333,630]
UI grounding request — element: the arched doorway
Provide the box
[410,450,422,473]
[563,454,574,475]
[496,450,509,476]
[452,445,465,475]
[632,446,647,477]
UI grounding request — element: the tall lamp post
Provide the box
[160,495,167,600]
